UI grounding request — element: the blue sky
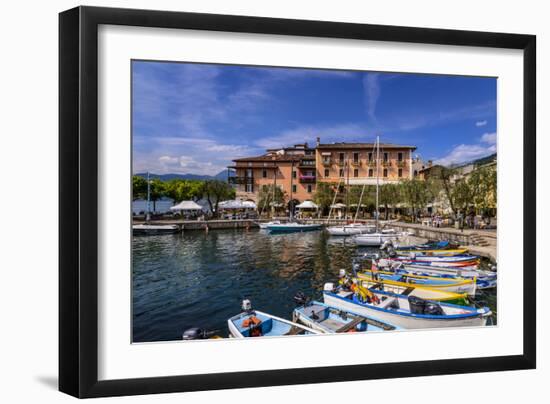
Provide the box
[132,60,496,175]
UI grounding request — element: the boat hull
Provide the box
[324,292,489,330]
[354,233,400,246]
[132,224,179,235]
[267,224,322,233]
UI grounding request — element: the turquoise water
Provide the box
[132,229,496,342]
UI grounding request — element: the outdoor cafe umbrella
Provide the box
[296,200,319,210]
[170,200,204,211]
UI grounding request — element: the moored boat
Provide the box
[257,220,281,229]
[359,269,477,296]
[228,300,320,338]
[327,223,375,236]
[132,224,179,235]
[323,283,491,330]
[359,277,469,305]
[293,300,398,333]
[266,222,322,233]
[353,231,403,246]
[393,248,469,256]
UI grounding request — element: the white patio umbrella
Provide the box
[330,202,347,209]
[296,200,319,209]
[170,200,204,211]
[218,199,257,210]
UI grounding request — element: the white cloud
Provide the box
[476,120,488,127]
[480,132,497,145]
[363,73,380,123]
[435,143,496,166]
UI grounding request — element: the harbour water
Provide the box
[132,229,496,342]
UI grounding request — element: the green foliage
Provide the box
[132,176,147,201]
[202,180,236,217]
[164,179,204,203]
[379,184,402,219]
[257,184,286,215]
[313,182,336,213]
[399,178,433,221]
[468,165,497,213]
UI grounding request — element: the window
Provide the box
[292,170,297,179]
[398,168,403,178]
[398,152,403,161]
[383,168,388,177]
[368,169,373,177]
[324,168,330,177]
[353,168,359,178]
[307,185,312,193]
[292,185,297,193]
[414,170,418,177]
[262,169,267,178]
[246,168,252,177]
[353,152,359,163]
[339,169,344,177]
[245,184,253,193]
[368,152,373,162]
[384,152,389,162]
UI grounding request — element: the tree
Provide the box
[202,180,235,217]
[468,165,497,215]
[313,182,335,215]
[430,166,459,215]
[257,184,286,216]
[148,179,166,212]
[399,178,432,222]
[132,176,147,201]
[164,179,205,203]
[379,183,401,220]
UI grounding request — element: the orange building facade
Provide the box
[228,140,417,204]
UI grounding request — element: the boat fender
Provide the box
[324,283,335,292]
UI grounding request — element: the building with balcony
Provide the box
[315,141,417,185]
[228,139,417,204]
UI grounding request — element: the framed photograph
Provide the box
[59,6,536,398]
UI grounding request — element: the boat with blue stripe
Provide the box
[266,222,322,233]
[323,283,491,329]
[228,300,320,338]
[293,300,399,334]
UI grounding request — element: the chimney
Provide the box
[316,137,320,147]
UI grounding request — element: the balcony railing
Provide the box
[396,160,406,168]
[322,159,332,166]
[351,160,361,166]
[299,175,316,183]
[228,176,254,185]
[337,160,346,166]
[299,159,316,167]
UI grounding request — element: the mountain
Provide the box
[135,170,234,182]
[451,153,497,169]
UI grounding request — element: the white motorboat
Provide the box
[326,223,375,236]
[132,224,179,235]
[323,283,491,330]
[258,220,281,229]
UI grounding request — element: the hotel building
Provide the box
[228,138,417,204]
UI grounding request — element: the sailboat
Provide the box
[132,172,179,235]
[353,136,404,246]
[326,158,374,236]
[266,160,322,233]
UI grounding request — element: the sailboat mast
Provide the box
[146,171,151,222]
[289,160,294,220]
[375,136,380,232]
[272,162,277,217]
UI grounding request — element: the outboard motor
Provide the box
[409,252,417,260]
[182,327,218,340]
[241,299,253,313]
[380,239,394,251]
[388,250,397,258]
[293,291,309,306]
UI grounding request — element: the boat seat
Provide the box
[377,297,398,309]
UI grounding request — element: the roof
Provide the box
[317,142,417,150]
[232,154,302,163]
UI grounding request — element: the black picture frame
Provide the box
[59,5,536,398]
